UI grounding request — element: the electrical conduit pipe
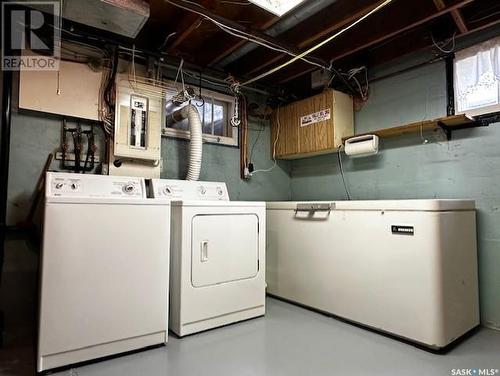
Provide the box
[171,104,202,180]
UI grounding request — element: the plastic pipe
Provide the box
[172,104,202,181]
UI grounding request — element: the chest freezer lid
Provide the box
[267,200,475,211]
[335,199,475,211]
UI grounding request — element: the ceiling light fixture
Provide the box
[248,0,307,17]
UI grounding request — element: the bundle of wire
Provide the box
[98,48,118,135]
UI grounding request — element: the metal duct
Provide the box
[215,0,339,68]
[62,0,150,38]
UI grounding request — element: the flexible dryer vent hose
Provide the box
[172,104,202,181]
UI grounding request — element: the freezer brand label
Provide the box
[391,225,414,235]
[300,108,331,127]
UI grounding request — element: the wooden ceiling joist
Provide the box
[246,0,388,77]
[207,16,279,66]
[433,0,468,33]
[169,16,203,49]
[278,0,475,84]
[163,0,334,70]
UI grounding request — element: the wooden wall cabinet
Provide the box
[271,89,354,159]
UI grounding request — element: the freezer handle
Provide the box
[294,203,333,214]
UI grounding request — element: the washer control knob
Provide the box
[216,187,223,196]
[123,184,135,194]
[199,186,206,195]
[70,183,79,190]
[163,186,172,195]
[55,183,64,189]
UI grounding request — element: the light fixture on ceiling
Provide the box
[249,0,307,17]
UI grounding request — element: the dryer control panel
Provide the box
[150,179,229,201]
[46,172,146,199]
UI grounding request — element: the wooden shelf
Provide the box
[342,114,474,143]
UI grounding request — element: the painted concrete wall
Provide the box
[161,118,291,201]
[7,101,290,225]
[290,61,500,329]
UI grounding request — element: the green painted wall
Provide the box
[161,123,291,201]
[7,99,291,225]
[290,61,500,329]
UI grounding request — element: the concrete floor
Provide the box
[1,235,500,376]
[44,299,499,376]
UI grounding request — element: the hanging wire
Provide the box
[431,32,457,54]
[337,147,352,200]
[251,107,280,175]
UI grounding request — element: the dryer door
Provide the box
[191,214,259,287]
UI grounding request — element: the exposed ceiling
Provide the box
[66,0,500,94]
[131,0,500,92]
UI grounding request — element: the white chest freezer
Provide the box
[266,200,479,349]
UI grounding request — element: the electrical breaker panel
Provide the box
[113,75,163,162]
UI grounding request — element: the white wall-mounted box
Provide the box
[19,59,101,120]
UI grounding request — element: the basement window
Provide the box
[454,36,500,116]
[163,85,238,147]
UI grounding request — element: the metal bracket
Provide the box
[437,121,453,141]
[438,112,500,141]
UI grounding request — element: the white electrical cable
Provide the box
[132,44,137,84]
[431,32,456,54]
[342,66,369,100]
[251,107,280,175]
[183,71,230,89]
[242,0,393,86]
[337,147,352,200]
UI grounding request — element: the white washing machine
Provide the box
[38,172,171,372]
[151,179,266,337]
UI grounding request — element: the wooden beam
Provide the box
[165,0,333,69]
[332,0,473,61]
[247,53,284,76]
[207,16,279,66]
[278,0,474,84]
[297,0,388,50]
[461,16,500,36]
[247,0,387,76]
[166,0,220,50]
[169,16,202,49]
[433,0,468,33]
[341,114,474,142]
